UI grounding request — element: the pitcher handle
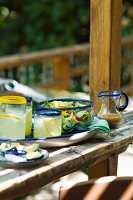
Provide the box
[116,92,129,112]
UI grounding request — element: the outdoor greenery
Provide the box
[0,0,133,56]
[122,0,133,37]
[0,0,132,92]
[0,0,89,56]
[0,0,132,56]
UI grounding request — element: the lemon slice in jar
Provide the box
[43,117,61,137]
[0,113,20,120]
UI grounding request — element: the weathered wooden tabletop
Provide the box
[0,111,133,200]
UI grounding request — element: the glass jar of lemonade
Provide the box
[25,96,32,137]
[0,96,26,139]
[33,108,62,138]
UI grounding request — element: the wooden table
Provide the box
[0,111,133,199]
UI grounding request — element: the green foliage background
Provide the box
[0,0,90,56]
[0,0,133,57]
[0,0,132,92]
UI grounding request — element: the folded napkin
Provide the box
[88,116,111,134]
[63,116,111,136]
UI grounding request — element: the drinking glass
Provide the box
[25,96,32,137]
[0,96,26,139]
[33,108,62,138]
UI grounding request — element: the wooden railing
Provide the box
[0,37,133,94]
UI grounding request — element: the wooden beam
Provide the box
[53,56,70,90]
[0,38,132,70]
[89,0,122,113]
[89,159,108,179]
[0,44,89,69]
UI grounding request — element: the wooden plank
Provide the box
[121,58,133,65]
[0,44,89,69]
[108,154,118,175]
[121,85,133,96]
[122,37,133,47]
[0,151,84,199]
[59,176,133,200]
[53,56,70,90]
[110,0,122,90]
[89,159,108,179]
[88,154,118,178]
[89,0,122,113]
[0,129,132,199]
[0,141,132,199]
[0,38,132,70]
[70,67,88,77]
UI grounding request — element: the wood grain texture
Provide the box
[110,0,122,91]
[0,44,89,69]
[0,38,132,69]
[88,154,119,179]
[0,110,133,199]
[53,56,70,90]
[89,0,122,113]
[88,159,108,179]
[59,177,133,200]
[0,37,132,92]
[108,154,118,175]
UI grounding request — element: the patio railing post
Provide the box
[89,0,122,113]
[88,0,122,178]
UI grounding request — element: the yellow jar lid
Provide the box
[0,96,26,104]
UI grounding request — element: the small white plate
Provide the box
[0,149,49,168]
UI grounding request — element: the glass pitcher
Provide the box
[97,90,129,128]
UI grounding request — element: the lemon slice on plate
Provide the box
[0,113,20,120]
[43,117,61,137]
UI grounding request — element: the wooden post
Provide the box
[89,0,122,113]
[88,0,122,179]
[53,56,70,90]
[88,155,118,179]
[89,160,108,179]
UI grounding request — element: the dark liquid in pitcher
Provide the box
[100,113,122,129]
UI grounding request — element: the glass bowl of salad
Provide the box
[38,98,94,133]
